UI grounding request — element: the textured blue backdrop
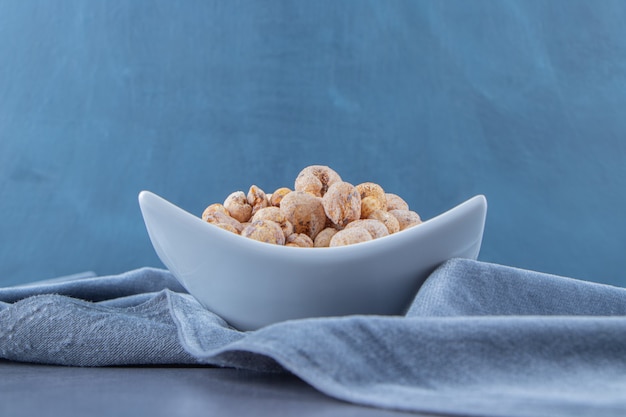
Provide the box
[1,1,625,286]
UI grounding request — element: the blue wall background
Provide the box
[1,1,625,286]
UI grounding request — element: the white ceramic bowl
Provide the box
[139,191,487,331]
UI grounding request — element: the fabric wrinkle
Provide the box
[2,260,626,416]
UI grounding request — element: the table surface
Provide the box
[0,360,433,417]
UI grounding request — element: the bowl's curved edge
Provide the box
[138,189,488,279]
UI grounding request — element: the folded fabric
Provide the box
[2,259,626,417]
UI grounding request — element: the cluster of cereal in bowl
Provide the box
[201,165,422,247]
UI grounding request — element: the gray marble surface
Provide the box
[0,360,431,417]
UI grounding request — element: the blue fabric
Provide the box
[2,259,626,416]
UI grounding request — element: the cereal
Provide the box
[247,185,269,216]
[241,220,285,245]
[203,211,244,234]
[294,175,323,197]
[214,223,240,234]
[279,191,326,239]
[201,203,229,221]
[356,182,387,218]
[285,233,314,248]
[224,191,253,223]
[360,196,384,220]
[385,193,409,211]
[389,209,422,230]
[329,227,373,247]
[367,209,400,234]
[322,182,361,228]
[200,165,423,247]
[313,227,339,247]
[251,206,294,238]
[269,187,292,207]
[294,165,341,197]
[345,219,389,239]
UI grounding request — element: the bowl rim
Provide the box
[138,190,487,262]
